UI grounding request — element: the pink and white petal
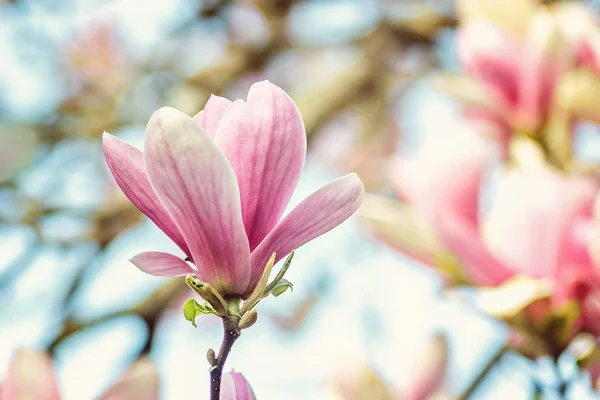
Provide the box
[516,11,568,131]
[590,195,600,269]
[144,107,250,295]
[557,178,597,269]
[391,129,492,227]
[248,173,364,295]
[1,349,60,400]
[100,357,159,400]
[458,22,522,113]
[221,371,256,400]
[438,211,514,286]
[192,94,233,137]
[130,251,194,277]
[484,169,595,279]
[214,81,307,250]
[103,133,190,257]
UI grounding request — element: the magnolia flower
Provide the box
[103,81,364,296]
[0,349,60,400]
[390,129,512,285]
[457,9,572,133]
[0,350,158,400]
[393,130,600,333]
[400,334,448,400]
[220,371,256,400]
[332,335,448,400]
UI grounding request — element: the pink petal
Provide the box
[558,178,597,268]
[100,358,159,400]
[130,251,194,276]
[516,11,569,131]
[391,129,491,227]
[103,132,190,257]
[1,349,60,400]
[589,196,600,269]
[221,371,256,400]
[438,211,514,286]
[192,94,233,137]
[458,22,522,113]
[248,173,364,295]
[214,81,307,250]
[402,334,448,400]
[485,170,596,279]
[144,107,250,295]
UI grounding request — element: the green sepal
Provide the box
[271,279,293,297]
[263,251,295,298]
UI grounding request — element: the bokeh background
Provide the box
[2,0,600,399]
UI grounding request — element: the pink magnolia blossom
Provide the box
[400,334,448,400]
[103,81,364,296]
[457,11,572,132]
[100,358,159,400]
[334,335,448,400]
[393,130,600,333]
[0,349,60,400]
[220,371,256,400]
[391,129,513,285]
[0,350,159,400]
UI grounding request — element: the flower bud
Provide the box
[239,310,258,330]
[185,275,229,317]
[220,371,256,400]
[402,334,448,400]
[207,349,217,366]
[100,357,159,400]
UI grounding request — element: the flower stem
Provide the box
[459,345,509,400]
[210,299,241,400]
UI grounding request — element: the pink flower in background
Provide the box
[100,357,159,400]
[393,129,600,332]
[220,371,256,400]
[0,349,60,400]
[401,334,448,400]
[103,80,364,296]
[0,350,159,400]
[457,11,572,132]
[391,129,513,285]
[333,335,448,400]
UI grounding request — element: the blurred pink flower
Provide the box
[0,349,60,400]
[333,335,448,400]
[391,129,513,285]
[100,358,159,400]
[1,350,159,400]
[220,371,256,400]
[457,11,572,132]
[393,130,600,332]
[400,334,448,400]
[66,21,131,87]
[103,80,364,296]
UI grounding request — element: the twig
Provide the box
[459,345,509,400]
[209,300,242,400]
